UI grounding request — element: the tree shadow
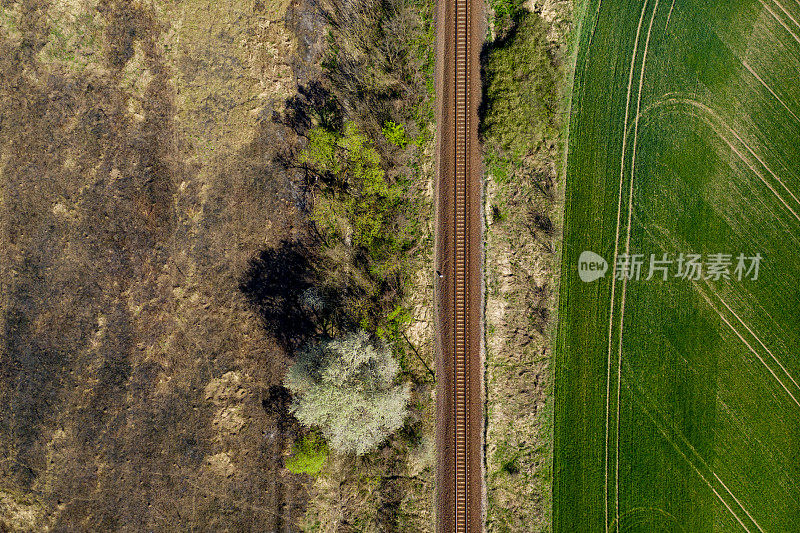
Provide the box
[279,80,341,135]
[262,384,293,430]
[239,240,321,350]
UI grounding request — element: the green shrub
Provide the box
[285,433,329,475]
[482,13,557,161]
[300,122,409,270]
[376,304,412,343]
[382,121,408,147]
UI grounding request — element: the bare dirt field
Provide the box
[0,0,327,529]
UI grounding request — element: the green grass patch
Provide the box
[483,10,562,532]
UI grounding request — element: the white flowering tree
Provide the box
[285,331,409,455]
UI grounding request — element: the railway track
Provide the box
[452,0,471,526]
[435,0,482,528]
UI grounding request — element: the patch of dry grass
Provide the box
[0,0,309,529]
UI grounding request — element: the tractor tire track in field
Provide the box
[634,97,800,223]
[559,0,800,530]
[665,0,676,31]
[715,294,800,395]
[622,373,765,533]
[642,222,800,412]
[607,0,800,527]
[608,222,783,532]
[604,1,652,528]
[606,0,667,527]
[609,507,686,533]
[757,0,800,45]
[615,1,661,527]
[741,61,800,126]
[767,0,800,31]
[698,290,800,408]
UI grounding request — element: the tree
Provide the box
[285,331,409,455]
[300,122,405,264]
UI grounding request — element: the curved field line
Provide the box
[643,222,800,409]
[604,2,650,529]
[742,60,800,126]
[583,1,799,529]
[640,96,800,212]
[635,97,800,221]
[716,294,800,393]
[758,0,800,46]
[665,0,676,31]
[563,0,604,222]
[624,374,763,532]
[706,105,800,212]
[609,81,799,527]
[615,1,660,526]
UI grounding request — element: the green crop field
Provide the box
[555,0,800,531]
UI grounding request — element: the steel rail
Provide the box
[452,0,471,527]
